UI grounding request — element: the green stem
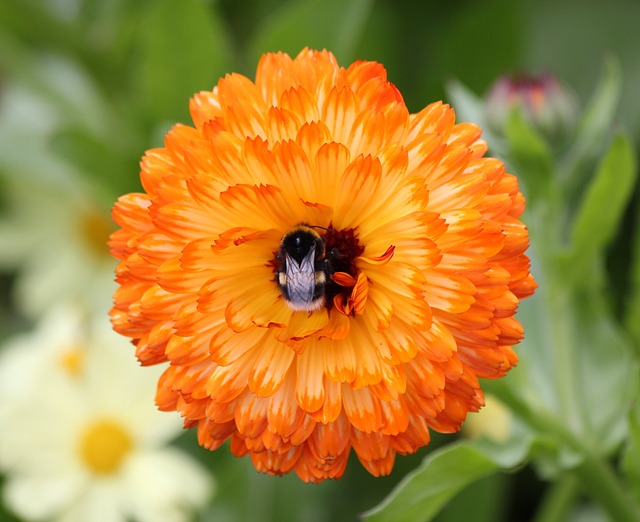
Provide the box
[494,382,640,522]
[546,287,584,433]
[533,474,580,522]
[574,445,639,522]
[530,203,586,433]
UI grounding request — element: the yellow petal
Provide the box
[249,339,295,397]
[295,345,325,413]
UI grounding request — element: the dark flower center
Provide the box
[322,225,365,308]
[271,224,365,311]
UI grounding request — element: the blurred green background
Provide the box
[0,0,638,521]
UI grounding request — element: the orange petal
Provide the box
[361,245,395,265]
[369,363,407,402]
[251,446,303,476]
[295,345,325,412]
[165,334,210,366]
[345,108,386,158]
[375,319,419,365]
[363,287,394,332]
[348,321,384,388]
[309,413,351,459]
[331,271,357,287]
[289,414,317,446]
[268,140,316,203]
[342,385,381,433]
[197,418,237,451]
[334,154,382,230]
[322,336,356,383]
[312,141,351,205]
[255,51,296,106]
[209,323,264,366]
[356,450,396,477]
[267,370,306,438]
[390,414,431,454]
[350,428,390,463]
[189,90,221,130]
[320,85,358,146]
[309,378,343,424]
[205,349,258,403]
[216,73,267,138]
[248,338,295,397]
[274,309,328,344]
[266,105,303,142]
[424,270,477,314]
[378,397,410,436]
[318,309,351,341]
[333,273,368,317]
[295,443,350,482]
[235,392,269,439]
[278,86,319,125]
[205,398,236,424]
[350,273,368,315]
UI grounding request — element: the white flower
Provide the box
[0,304,214,522]
[0,61,117,319]
[0,169,117,319]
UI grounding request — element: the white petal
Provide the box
[121,448,214,522]
[3,470,84,520]
[57,481,128,522]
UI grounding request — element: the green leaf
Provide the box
[246,0,373,66]
[513,257,637,457]
[444,79,486,127]
[625,286,640,349]
[622,402,640,502]
[445,79,508,159]
[504,109,555,203]
[570,132,637,263]
[49,127,138,201]
[573,289,638,452]
[625,179,640,345]
[362,438,531,522]
[561,57,622,193]
[0,0,99,79]
[133,0,233,124]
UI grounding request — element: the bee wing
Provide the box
[285,246,316,306]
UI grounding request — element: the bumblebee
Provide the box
[276,225,331,312]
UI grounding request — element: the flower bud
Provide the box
[463,394,512,442]
[485,73,578,142]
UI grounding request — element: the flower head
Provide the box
[0,66,118,319]
[0,304,213,522]
[0,172,116,318]
[484,72,578,142]
[110,48,536,482]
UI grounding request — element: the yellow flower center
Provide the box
[58,344,85,376]
[79,207,114,258]
[79,419,133,475]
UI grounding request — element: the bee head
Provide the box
[281,225,325,264]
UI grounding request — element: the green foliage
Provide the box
[1,1,639,521]
[570,132,637,271]
[246,0,374,66]
[562,58,623,204]
[440,57,640,522]
[504,109,555,203]
[363,437,533,522]
[133,0,234,124]
[622,402,640,502]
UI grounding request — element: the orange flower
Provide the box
[110,49,536,482]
